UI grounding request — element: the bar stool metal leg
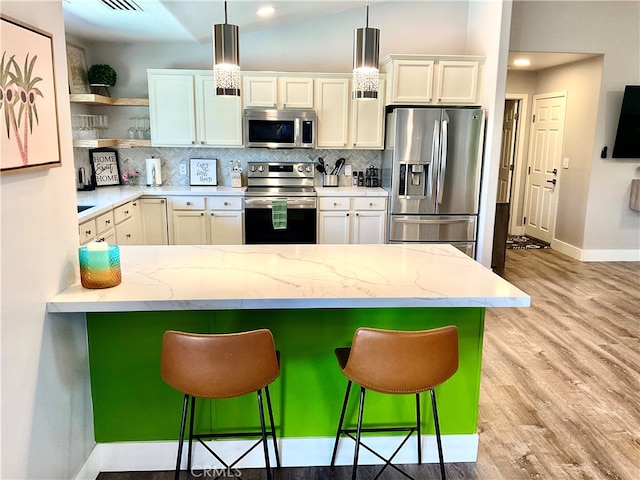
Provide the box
[174,394,190,480]
[264,385,281,468]
[256,389,272,480]
[352,386,366,480]
[430,389,446,480]
[331,380,353,466]
[187,396,196,473]
[415,393,422,464]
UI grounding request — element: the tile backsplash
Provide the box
[74,147,382,188]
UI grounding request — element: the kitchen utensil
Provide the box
[331,157,345,176]
[316,164,326,174]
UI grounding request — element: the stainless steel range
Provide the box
[244,162,317,244]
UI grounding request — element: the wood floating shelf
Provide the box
[69,94,149,106]
[73,139,151,148]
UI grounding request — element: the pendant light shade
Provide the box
[353,3,380,99]
[213,1,240,96]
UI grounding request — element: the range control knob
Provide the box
[250,165,257,172]
[305,165,312,173]
[297,165,304,172]
[258,165,265,172]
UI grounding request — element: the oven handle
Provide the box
[244,197,317,209]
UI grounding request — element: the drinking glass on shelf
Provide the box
[128,117,136,139]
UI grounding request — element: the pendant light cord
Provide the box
[224,0,228,24]
[365,2,369,28]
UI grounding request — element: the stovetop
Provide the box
[246,162,315,196]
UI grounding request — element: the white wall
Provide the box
[510,1,640,257]
[0,1,95,478]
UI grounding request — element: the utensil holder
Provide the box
[324,174,338,187]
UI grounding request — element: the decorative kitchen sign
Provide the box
[189,158,218,186]
[89,148,121,187]
[1,15,62,175]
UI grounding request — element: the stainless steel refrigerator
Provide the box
[382,107,485,257]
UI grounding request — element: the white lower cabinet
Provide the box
[170,196,243,245]
[79,218,97,245]
[208,196,243,245]
[139,197,169,245]
[114,201,140,245]
[170,196,207,245]
[318,196,387,244]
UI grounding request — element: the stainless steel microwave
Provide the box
[243,109,316,149]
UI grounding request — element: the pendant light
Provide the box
[352,2,380,99]
[213,0,240,96]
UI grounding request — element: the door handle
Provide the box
[546,179,557,185]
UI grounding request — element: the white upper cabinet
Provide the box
[148,69,242,147]
[435,60,480,105]
[350,79,385,149]
[382,55,484,106]
[315,78,351,148]
[196,75,243,146]
[148,72,197,146]
[243,75,314,109]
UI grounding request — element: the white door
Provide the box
[523,93,566,243]
[497,99,518,203]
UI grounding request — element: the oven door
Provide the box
[244,197,317,244]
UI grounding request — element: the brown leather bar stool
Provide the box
[161,329,281,480]
[330,326,459,480]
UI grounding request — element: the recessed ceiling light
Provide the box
[257,6,275,17]
[513,58,531,67]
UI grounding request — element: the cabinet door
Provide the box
[391,59,434,104]
[318,211,350,244]
[243,77,278,108]
[435,61,480,104]
[278,77,314,109]
[197,75,243,146]
[139,198,169,245]
[352,211,386,244]
[79,219,96,245]
[148,73,197,145]
[351,79,385,149]
[96,228,116,244]
[209,211,243,245]
[116,216,139,245]
[315,78,350,148]
[172,211,207,245]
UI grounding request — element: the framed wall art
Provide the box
[189,158,218,186]
[1,15,62,175]
[89,148,121,187]
[66,42,90,94]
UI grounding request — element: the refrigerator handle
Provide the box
[429,120,440,198]
[437,119,449,204]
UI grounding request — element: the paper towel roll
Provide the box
[145,158,162,186]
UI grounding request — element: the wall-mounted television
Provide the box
[612,85,640,159]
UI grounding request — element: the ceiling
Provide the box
[63,0,366,44]
[63,0,599,72]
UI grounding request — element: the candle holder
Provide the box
[79,244,122,289]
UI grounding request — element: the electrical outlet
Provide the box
[344,164,352,176]
[179,164,187,175]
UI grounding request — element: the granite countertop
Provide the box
[47,243,530,313]
[77,185,246,221]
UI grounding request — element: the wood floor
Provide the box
[97,249,640,480]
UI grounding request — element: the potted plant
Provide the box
[87,64,117,87]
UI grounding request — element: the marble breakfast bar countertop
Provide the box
[47,243,530,313]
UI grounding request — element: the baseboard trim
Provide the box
[74,444,100,480]
[552,239,640,262]
[84,435,477,474]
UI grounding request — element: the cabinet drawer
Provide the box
[95,211,115,234]
[208,196,242,210]
[319,197,350,211]
[354,197,387,211]
[79,219,96,244]
[172,196,205,210]
[113,201,135,224]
